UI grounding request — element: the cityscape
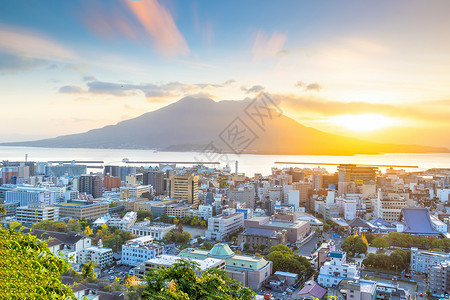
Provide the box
[1,0,450,300]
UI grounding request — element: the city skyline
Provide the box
[1,0,450,149]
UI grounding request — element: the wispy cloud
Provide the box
[295,81,323,92]
[273,93,450,124]
[0,25,76,62]
[125,0,189,57]
[241,85,266,94]
[0,53,46,72]
[59,85,86,94]
[252,30,287,60]
[59,80,226,99]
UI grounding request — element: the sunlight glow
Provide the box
[331,114,399,132]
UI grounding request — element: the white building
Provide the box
[5,185,56,206]
[431,215,448,233]
[437,189,450,203]
[16,201,59,226]
[77,246,113,269]
[121,236,163,267]
[205,208,244,241]
[287,190,300,211]
[131,220,176,240]
[410,247,450,274]
[119,211,137,231]
[343,198,357,220]
[318,252,358,288]
[373,190,407,223]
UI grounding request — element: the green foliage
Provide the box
[81,261,97,280]
[268,245,313,278]
[160,214,174,224]
[0,227,75,299]
[341,235,368,256]
[32,219,83,233]
[385,232,442,249]
[371,237,389,251]
[137,211,154,222]
[200,242,212,250]
[363,249,411,271]
[268,244,293,255]
[165,229,191,244]
[102,229,134,252]
[142,259,255,299]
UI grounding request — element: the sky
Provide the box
[1,0,450,148]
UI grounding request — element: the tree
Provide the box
[190,216,200,226]
[137,211,153,222]
[173,217,180,225]
[142,259,255,299]
[354,238,368,254]
[372,237,389,252]
[0,206,6,214]
[200,220,207,227]
[268,244,293,255]
[9,221,21,231]
[81,261,97,280]
[83,225,93,236]
[243,243,250,251]
[200,242,212,250]
[0,227,76,299]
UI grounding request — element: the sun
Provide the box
[331,114,398,132]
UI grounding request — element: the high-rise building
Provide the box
[170,173,199,207]
[143,171,165,195]
[338,164,378,185]
[103,174,121,190]
[79,175,102,199]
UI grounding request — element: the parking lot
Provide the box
[100,265,134,282]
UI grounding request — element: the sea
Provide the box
[1,146,450,176]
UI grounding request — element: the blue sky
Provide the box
[1,0,450,147]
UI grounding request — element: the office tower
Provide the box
[338,164,377,185]
[143,171,165,195]
[79,175,102,199]
[170,173,199,208]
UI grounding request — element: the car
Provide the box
[419,293,423,296]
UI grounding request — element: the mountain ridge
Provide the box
[2,96,448,155]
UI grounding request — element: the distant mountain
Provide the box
[3,96,448,155]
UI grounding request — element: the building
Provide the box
[170,173,199,208]
[77,246,113,269]
[104,166,136,182]
[55,201,109,220]
[23,229,92,253]
[402,207,441,236]
[428,261,450,297]
[0,201,19,217]
[165,202,191,218]
[373,190,407,223]
[121,236,163,267]
[5,185,56,206]
[16,201,59,226]
[130,220,176,240]
[205,209,244,241]
[228,187,255,209]
[244,214,310,244]
[143,171,165,195]
[318,251,358,287]
[45,164,87,177]
[338,164,378,185]
[103,175,121,191]
[237,227,287,251]
[178,243,272,290]
[119,211,137,231]
[133,254,225,277]
[410,247,450,274]
[120,185,151,199]
[79,175,102,199]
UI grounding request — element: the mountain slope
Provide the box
[3,96,448,155]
